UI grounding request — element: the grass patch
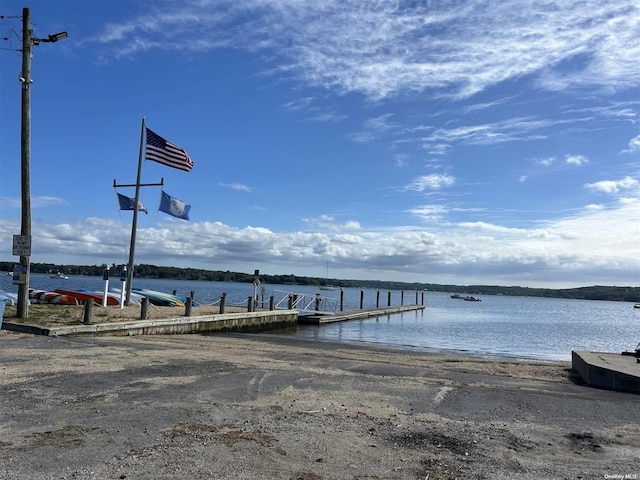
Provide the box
[3,304,84,325]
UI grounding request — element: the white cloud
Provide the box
[393,153,408,168]
[2,195,638,287]
[91,1,640,101]
[625,134,640,152]
[404,174,455,192]
[584,204,604,211]
[532,157,555,167]
[219,183,253,192]
[0,196,67,209]
[302,215,361,232]
[564,154,588,166]
[406,204,447,221]
[585,176,639,195]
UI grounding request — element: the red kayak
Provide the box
[54,289,120,306]
[29,289,79,306]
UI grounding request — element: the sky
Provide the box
[0,0,639,289]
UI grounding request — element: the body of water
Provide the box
[2,274,638,361]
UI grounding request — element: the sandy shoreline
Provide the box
[1,327,638,479]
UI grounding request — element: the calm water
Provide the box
[2,274,638,361]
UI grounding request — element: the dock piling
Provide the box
[140,297,149,319]
[220,293,227,314]
[82,300,92,324]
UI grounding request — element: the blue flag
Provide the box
[117,193,147,213]
[159,191,191,221]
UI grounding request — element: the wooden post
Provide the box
[421,291,424,305]
[376,290,380,308]
[360,289,364,309]
[401,290,404,305]
[220,293,226,314]
[387,291,391,307]
[140,297,148,319]
[248,296,253,312]
[269,295,274,311]
[185,297,192,316]
[340,289,344,311]
[82,300,93,324]
[415,290,418,304]
[315,293,321,311]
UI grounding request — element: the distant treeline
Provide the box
[1,261,638,303]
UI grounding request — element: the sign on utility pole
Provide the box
[12,235,32,256]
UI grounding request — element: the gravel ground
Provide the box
[0,324,638,480]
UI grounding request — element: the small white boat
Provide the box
[319,261,337,291]
[50,272,69,279]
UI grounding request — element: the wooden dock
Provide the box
[2,310,299,337]
[298,304,425,325]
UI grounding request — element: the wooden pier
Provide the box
[298,304,425,325]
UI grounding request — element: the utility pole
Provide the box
[15,8,67,318]
[17,7,32,318]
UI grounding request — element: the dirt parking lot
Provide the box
[1,327,638,479]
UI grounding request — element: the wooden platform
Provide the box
[298,304,425,325]
[1,310,299,337]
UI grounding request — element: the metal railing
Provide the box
[272,289,338,313]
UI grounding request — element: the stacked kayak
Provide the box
[132,288,199,307]
[53,289,119,306]
[109,288,143,305]
[30,289,79,306]
[0,290,18,306]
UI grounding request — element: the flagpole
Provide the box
[125,117,146,305]
[115,119,189,305]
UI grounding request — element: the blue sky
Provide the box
[1,0,639,288]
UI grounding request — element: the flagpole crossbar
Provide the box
[113,178,164,188]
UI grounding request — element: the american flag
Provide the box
[145,127,193,172]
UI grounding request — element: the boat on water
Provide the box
[50,272,69,279]
[451,293,481,301]
[319,285,337,291]
[319,261,337,291]
[463,296,481,302]
[634,303,640,309]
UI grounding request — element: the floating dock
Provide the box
[572,350,640,394]
[298,304,425,325]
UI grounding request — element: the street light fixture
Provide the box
[15,8,68,318]
[32,31,68,45]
